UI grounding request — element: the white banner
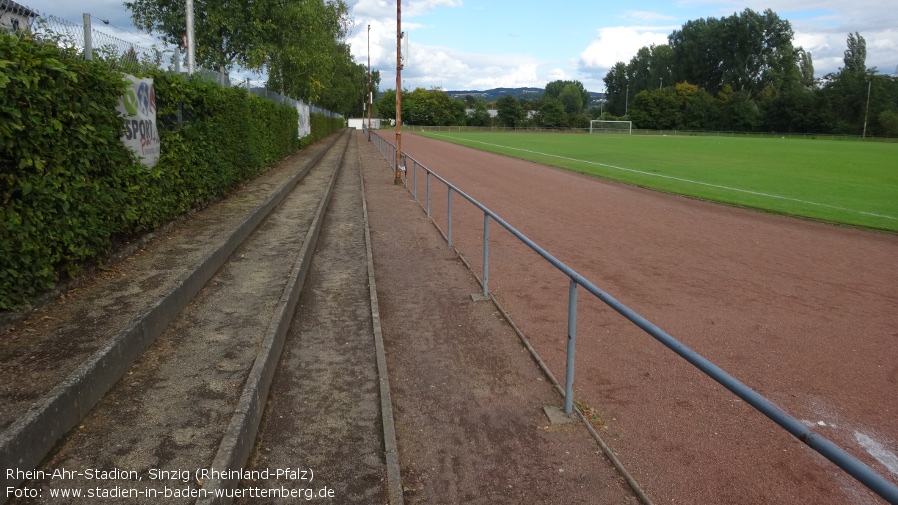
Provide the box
[117,74,160,167]
[297,102,311,139]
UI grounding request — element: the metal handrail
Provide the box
[363,128,898,504]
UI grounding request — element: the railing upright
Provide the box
[426,172,431,220]
[447,188,453,248]
[564,279,578,413]
[481,214,489,297]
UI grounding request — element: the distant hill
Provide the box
[446,87,605,105]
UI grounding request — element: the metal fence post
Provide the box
[426,172,431,220]
[82,14,92,60]
[482,214,489,297]
[413,160,418,201]
[447,187,453,248]
[564,279,578,414]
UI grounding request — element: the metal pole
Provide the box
[186,0,196,74]
[412,160,418,201]
[394,1,403,184]
[447,187,453,248]
[367,24,372,142]
[564,279,578,414]
[862,79,871,138]
[426,172,431,220]
[82,14,92,60]
[482,214,489,297]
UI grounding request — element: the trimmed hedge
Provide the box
[1,34,340,309]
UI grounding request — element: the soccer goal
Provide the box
[589,120,632,135]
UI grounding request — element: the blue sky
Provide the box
[21,0,898,93]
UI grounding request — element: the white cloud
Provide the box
[397,44,540,89]
[794,27,898,76]
[546,67,572,82]
[577,26,672,73]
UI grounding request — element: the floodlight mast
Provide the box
[394,0,403,185]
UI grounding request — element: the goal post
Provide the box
[589,120,632,135]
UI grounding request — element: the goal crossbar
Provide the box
[589,120,632,134]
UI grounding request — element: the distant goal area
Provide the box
[589,120,632,135]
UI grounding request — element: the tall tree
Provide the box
[496,95,525,127]
[543,80,590,113]
[127,0,355,107]
[467,99,491,127]
[798,48,815,88]
[843,32,867,74]
[602,62,629,116]
[669,9,801,97]
[404,88,466,126]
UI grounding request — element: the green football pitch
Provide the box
[418,131,898,232]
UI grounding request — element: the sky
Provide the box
[19,0,898,93]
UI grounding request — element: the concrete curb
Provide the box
[359,139,405,505]
[196,131,350,505]
[0,132,345,500]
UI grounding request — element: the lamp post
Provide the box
[625,84,629,116]
[395,1,403,184]
[862,78,871,138]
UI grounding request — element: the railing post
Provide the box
[482,214,489,297]
[413,160,418,201]
[447,187,453,248]
[426,172,431,220]
[564,279,578,414]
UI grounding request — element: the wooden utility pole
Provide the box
[395,0,403,184]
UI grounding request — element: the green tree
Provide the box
[557,84,584,114]
[537,99,567,128]
[798,48,815,88]
[467,99,491,127]
[405,88,466,126]
[843,32,867,74]
[127,0,355,108]
[544,80,590,113]
[718,86,762,131]
[496,95,525,127]
[376,88,397,120]
[669,9,801,98]
[878,110,898,137]
[603,62,630,116]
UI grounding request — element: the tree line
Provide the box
[603,9,897,136]
[374,80,598,129]
[374,8,896,136]
[126,0,378,118]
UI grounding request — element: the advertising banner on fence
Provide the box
[117,74,160,168]
[298,102,311,139]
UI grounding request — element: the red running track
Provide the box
[397,131,898,504]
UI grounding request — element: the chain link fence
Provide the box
[0,0,340,116]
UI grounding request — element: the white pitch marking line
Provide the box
[430,133,898,221]
[855,432,898,476]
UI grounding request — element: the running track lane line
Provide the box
[427,133,898,222]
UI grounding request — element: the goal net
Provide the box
[589,120,632,135]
